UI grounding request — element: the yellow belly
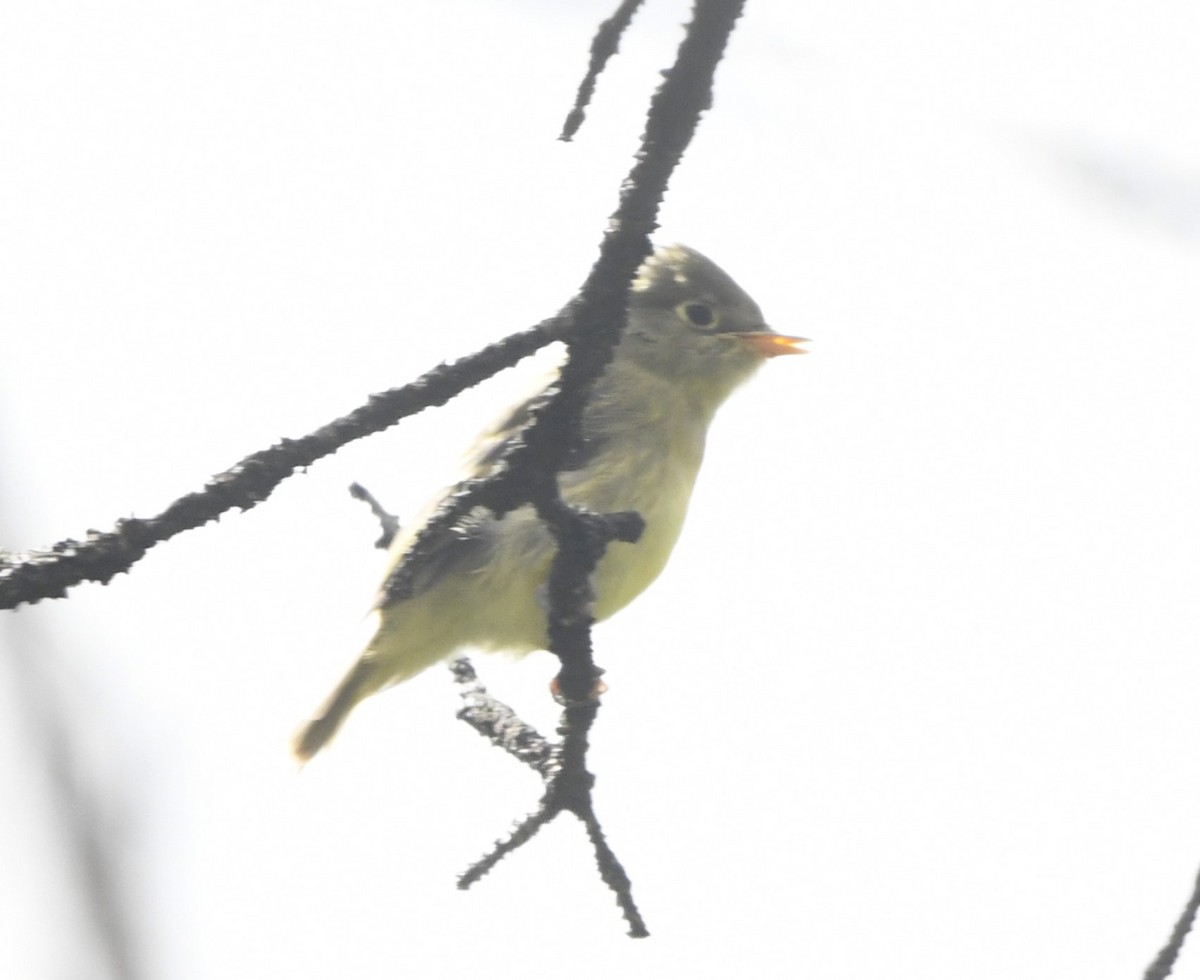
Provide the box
[368,407,707,680]
[564,424,704,622]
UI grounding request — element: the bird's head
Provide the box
[619,245,807,405]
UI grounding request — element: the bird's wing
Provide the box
[376,385,612,610]
[375,502,495,607]
[465,386,610,478]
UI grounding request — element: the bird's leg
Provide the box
[550,667,608,704]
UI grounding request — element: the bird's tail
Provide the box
[291,657,378,764]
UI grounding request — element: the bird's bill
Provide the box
[730,331,810,358]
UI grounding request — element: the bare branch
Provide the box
[451,662,647,937]
[442,0,746,936]
[0,318,560,610]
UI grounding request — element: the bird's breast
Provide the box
[563,420,706,621]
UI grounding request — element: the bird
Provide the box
[292,244,807,762]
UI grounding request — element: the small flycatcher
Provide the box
[293,245,807,761]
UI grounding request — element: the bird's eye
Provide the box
[678,301,718,329]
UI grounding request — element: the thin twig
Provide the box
[559,0,647,141]
[457,808,556,890]
[579,806,648,938]
[348,482,401,550]
[1144,862,1200,980]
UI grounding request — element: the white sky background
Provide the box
[2,1,1199,977]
